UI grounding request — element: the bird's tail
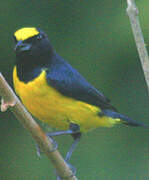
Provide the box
[102,109,145,127]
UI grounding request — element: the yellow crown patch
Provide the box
[14,27,39,41]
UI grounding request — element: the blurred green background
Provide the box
[0,0,149,179]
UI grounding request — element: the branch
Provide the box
[126,0,149,91]
[0,72,78,180]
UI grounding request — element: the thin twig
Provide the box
[0,72,78,180]
[126,0,149,91]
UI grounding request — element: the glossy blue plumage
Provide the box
[46,54,116,111]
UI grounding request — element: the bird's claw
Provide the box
[65,161,76,176]
[55,162,76,180]
[36,136,58,157]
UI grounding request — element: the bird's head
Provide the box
[13,27,53,57]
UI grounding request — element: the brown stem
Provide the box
[0,72,78,180]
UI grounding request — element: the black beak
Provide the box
[15,40,31,52]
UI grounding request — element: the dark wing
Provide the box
[46,55,117,111]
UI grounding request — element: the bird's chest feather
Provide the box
[13,67,71,126]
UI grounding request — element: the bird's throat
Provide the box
[15,52,50,83]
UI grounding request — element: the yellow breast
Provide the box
[13,66,118,132]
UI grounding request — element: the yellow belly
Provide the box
[13,66,119,133]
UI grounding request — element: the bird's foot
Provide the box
[55,161,76,180]
[36,135,58,157]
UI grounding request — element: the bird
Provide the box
[13,27,144,178]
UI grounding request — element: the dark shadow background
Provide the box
[0,0,149,179]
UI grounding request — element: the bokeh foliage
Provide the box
[0,0,149,180]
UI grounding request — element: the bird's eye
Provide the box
[36,34,43,40]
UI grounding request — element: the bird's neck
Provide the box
[15,52,52,83]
